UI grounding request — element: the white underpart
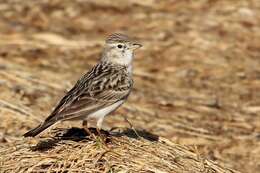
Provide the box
[127,64,133,74]
[122,49,133,74]
[122,49,133,66]
[87,100,124,129]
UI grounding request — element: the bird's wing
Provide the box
[44,62,132,123]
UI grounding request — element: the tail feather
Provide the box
[23,121,54,137]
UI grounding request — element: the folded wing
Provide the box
[45,62,132,123]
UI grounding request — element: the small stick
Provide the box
[122,114,141,139]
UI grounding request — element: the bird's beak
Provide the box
[131,42,142,50]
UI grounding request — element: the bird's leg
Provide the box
[96,127,110,149]
[82,120,96,139]
[96,117,108,147]
[96,128,102,138]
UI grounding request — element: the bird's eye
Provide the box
[117,44,123,49]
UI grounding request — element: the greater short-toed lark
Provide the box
[24,33,142,137]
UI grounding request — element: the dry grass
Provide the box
[0,128,237,173]
[0,0,260,172]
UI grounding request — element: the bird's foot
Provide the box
[96,128,110,149]
[83,127,97,140]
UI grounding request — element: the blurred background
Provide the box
[0,0,259,172]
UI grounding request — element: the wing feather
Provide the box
[44,62,132,122]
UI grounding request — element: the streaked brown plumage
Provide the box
[23,33,141,137]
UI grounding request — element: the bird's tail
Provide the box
[23,121,54,137]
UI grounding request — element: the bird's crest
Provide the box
[106,33,131,43]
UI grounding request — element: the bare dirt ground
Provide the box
[0,0,260,172]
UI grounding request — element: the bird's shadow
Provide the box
[110,127,159,141]
[30,127,159,152]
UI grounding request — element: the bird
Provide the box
[23,33,142,137]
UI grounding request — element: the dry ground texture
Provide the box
[0,0,260,172]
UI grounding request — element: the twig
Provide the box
[122,114,141,139]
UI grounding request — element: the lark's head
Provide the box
[101,33,142,66]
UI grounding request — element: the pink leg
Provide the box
[96,117,109,147]
[82,120,96,139]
